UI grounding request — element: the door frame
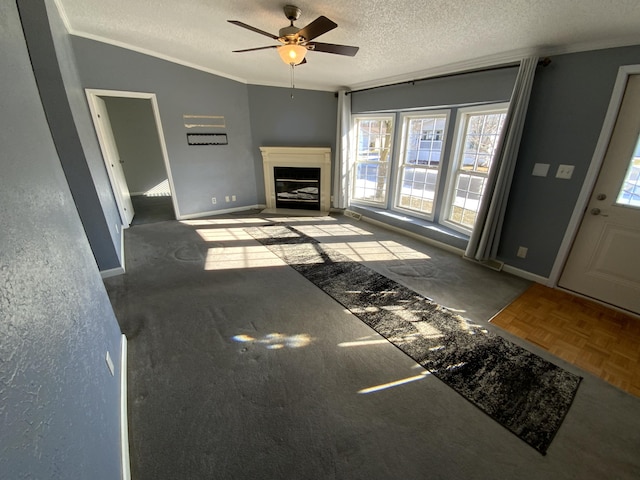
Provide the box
[549,64,640,286]
[85,89,180,225]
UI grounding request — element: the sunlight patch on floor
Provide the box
[295,224,374,237]
[232,333,313,349]
[196,227,258,242]
[338,339,389,347]
[204,246,285,270]
[324,241,430,262]
[358,371,431,394]
[144,179,171,196]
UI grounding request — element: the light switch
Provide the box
[532,163,550,177]
[556,164,575,179]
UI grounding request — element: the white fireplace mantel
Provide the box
[260,146,332,212]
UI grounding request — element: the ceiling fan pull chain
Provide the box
[290,64,295,99]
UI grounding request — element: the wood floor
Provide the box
[491,283,640,398]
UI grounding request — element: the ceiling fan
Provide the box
[228,4,359,66]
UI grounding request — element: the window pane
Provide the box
[396,114,448,217]
[397,167,438,215]
[352,117,394,204]
[616,134,640,207]
[450,174,488,229]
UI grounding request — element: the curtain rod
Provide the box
[344,57,551,96]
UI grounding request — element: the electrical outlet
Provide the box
[517,246,528,259]
[232,195,236,201]
[211,197,217,204]
[556,164,575,179]
[105,351,115,376]
[225,196,230,202]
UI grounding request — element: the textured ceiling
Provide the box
[54,0,640,91]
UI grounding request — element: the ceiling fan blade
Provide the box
[307,42,359,56]
[297,16,337,41]
[228,20,279,40]
[232,46,278,53]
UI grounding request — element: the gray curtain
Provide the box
[333,89,352,209]
[465,57,539,262]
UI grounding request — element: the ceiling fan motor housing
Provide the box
[280,5,302,42]
[283,5,302,22]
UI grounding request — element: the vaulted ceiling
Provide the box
[54,0,640,91]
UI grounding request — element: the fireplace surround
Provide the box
[260,147,331,213]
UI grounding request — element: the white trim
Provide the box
[351,113,396,207]
[548,65,640,286]
[85,89,182,220]
[49,0,247,87]
[440,103,510,236]
[178,204,266,220]
[120,334,131,480]
[50,0,640,93]
[501,264,551,286]
[392,109,452,222]
[86,93,132,226]
[349,40,640,92]
[101,223,126,278]
[260,147,332,212]
[100,266,126,279]
[359,215,466,256]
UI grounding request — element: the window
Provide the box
[395,112,449,220]
[616,133,640,207]
[442,105,507,234]
[352,115,394,205]
[349,104,508,240]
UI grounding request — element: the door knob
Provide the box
[590,207,608,216]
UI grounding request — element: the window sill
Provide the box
[347,204,469,251]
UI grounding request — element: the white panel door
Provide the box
[559,74,640,314]
[90,95,135,226]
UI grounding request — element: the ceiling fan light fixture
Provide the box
[277,44,307,65]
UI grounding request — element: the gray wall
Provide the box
[351,67,519,112]
[104,97,167,195]
[248,85,338,201]
[1,0,123,477]
[498,45,640,276]
[70,36,258,216]
[18,0,123,271]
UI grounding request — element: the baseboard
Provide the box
[502,264,551,285]
[101,228,126,278]
[100,266,125,279]
[178,204,266,220]
[120,334,131,480]
[359,215,466,256]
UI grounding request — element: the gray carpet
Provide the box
[247,223,581,454]
[104,212,640,479]
[131,194,175,225]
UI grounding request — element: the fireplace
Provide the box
[274,167,321,210]
[261,147,332,213]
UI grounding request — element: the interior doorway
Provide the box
[86,89,178,227]
[555,67,640,315]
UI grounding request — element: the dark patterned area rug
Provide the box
[247,223,582,455]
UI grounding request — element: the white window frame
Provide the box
[350,113,396,207]
[392,110,451,221]
[441,103,509,235]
